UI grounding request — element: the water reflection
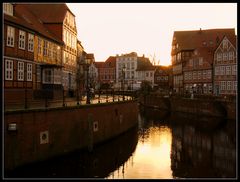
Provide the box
[170,114,236,178]
[5,108,236,179]
[107,113,173,179]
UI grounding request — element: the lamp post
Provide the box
[122,66,126,101]
[85,58,91,104]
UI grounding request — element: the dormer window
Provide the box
[3,3,13,16]
[223,38,228,49]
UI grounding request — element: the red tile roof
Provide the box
[4,4,63,44]
[22,3,74,23]
[105,56,116,67]
[172,28,236,55]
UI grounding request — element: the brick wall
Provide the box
[4,101,138,170]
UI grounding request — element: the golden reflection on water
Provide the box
[106,126,173,179]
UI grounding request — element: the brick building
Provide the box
[154,65,172,92]
[95,56,116,89]
[171,28,236,95]
[25,3,78,96]
[213,36,237,96]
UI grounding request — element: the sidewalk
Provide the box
[4,95,132,111]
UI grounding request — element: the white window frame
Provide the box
[27,63,32,81]
[28,33,34,52]
[226,66,231,75]
[223,52,228,61]
[189,72,192,80]
[220,66,225,75]
[3,3,13,16]
[43,40,48,56]
[198,71,202,80]
[223,39,228,49]
[18,61,24,81]
[19,30,26,49]
[227,81,231,91]
[229,51,234,60]
[217,53,222,62]
[193,71,197,80]
[5,59,13,80]
[207,70,212,79]
[7,26,15,47]
[232,65,236,75]
[38,38,42,55]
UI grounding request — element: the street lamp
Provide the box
[122,66,126,101]
[85,58,91,104]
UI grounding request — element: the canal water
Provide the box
[5,107,236,179]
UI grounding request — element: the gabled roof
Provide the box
[136,57,154,71]
[22,3,74,24]
[4,4,63,44]
[172,28,236,54]
[105,56,116,67]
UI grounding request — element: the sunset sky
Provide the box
[67,3,237,66]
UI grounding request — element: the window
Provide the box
[220,66,225,75]
[146,72,149,77]
[226,66,231,75]
[199,57,203,66]
[43,40,48,56]
[44,69,52,83]
[18,62,24,81]
[232,65,236,75]
[223,39,228,49]
[229,52,234,60]
[48,42,52,58]
[184,72,188,80]
[193,71,197,80]
[227,81,231,90]
[37,65,41,82]
[150,72,153,77]
[233,81,237,91]
[202,70,206,79]
[217,53,222,62]
[38,38,42,55]
[5,59,13,80]
[28,33,34,52]
[189,59,193,66]
[223,52,228,61]
[19,30,26,49]
[3,3,13,16]
[189,72,192,80]
[198,71,202,80]
[221,81,226,91]
[27,64,32,81]
[7,26,14,47]
[208,84,212,93]
[207,70,212,79]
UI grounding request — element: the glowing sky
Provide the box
[67,3,237,66]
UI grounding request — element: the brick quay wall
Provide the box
[140,95,236,120]
[4,100,138,170]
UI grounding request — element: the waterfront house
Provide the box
[171,28,236,95]
[25,3,78,97]
[154,65,172,93]
[213,36,237,96]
